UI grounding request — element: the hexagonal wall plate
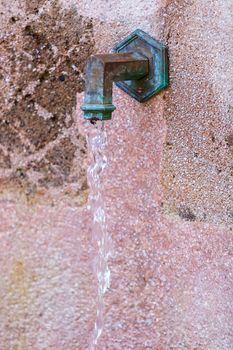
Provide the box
[112,29,169,102]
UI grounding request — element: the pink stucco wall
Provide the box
[0,0,232,349]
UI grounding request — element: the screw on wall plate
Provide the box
[137,87,143,94]
[81,29,169,121]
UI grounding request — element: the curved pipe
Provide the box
[81,52,149,121]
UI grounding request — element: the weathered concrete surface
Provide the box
[0,204,95,350]
[161,0,233,227]
[78,89,232,349]
[0,1,96,349]
[0,0,232,349]
[0,0,93,205]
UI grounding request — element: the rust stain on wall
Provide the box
[2,260,35,350]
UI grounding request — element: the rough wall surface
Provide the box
[0,0,93,205]
[0,1,96,349]
[0,0,232,349]
[161,0,233,227]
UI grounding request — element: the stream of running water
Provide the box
[87,122,111,350]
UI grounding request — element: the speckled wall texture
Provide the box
[0,0,232,349]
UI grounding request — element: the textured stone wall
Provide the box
[0,0,232,349]
[0,2,96,349]
[0,0,93,205]
[161,0,233,227]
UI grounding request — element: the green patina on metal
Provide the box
[81,103,116,120]
[81,29,169,121]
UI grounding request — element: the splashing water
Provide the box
[87,122,111,350]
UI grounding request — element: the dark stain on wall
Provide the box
[0,1,95,203]
[30,137,80,188]
[225,134,233,149]
[25,0,48,14]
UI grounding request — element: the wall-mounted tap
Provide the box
[81,29,169,121]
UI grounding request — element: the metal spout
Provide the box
[81,52,149,121]
[80,29,169,121]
